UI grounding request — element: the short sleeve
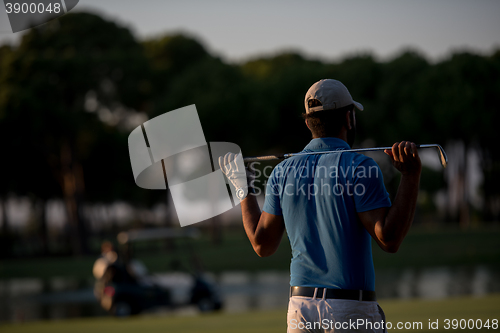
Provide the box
[262,166,283,216]
[353,158,391,212]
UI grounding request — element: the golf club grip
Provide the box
[243,154,285,163]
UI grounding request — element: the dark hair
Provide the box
[302,99,354,138]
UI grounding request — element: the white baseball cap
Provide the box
[304,79,364,114]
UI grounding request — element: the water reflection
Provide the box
[220,271,290,312]
[0,265,498,322]
[375,265,500,299]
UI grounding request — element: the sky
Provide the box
[0,0,499,62]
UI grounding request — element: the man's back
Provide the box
[219,79,422,332]
[263,137,391,290]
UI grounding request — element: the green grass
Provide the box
[1,294,499,332]
[380,294,500,332]
[1,226,499,280]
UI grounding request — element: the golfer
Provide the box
[220,79,421,332]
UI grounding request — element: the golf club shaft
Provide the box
[243,144,448,168]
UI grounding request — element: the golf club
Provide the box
[243,144,448,168]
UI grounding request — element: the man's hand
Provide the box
[218,152,255,200]
[384,141,422,175]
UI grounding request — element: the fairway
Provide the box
[2,294,499,333]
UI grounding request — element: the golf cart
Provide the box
[93,227,223,316]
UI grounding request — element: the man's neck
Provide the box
[313,129,348,144]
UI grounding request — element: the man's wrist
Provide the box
[235,185,256,200]
[235,186,248,200]
[400,165,422,177]
[400,172,421,183]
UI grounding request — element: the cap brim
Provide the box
[354,101,364,111]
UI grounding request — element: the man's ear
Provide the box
[305,118,311,130]
[345,111,352,130]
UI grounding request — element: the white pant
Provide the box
[287,296,387,333]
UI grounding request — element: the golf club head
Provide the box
[419,144,448,168]
[435,145,448,168]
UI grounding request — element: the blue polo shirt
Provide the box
[262,138,391,291]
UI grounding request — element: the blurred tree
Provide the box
[0,45,12,198]
[142,34,239,243]
[0,44,15,257]
[0,13,151,255]
[369,50,430,196]
[374,50,430,143]
[418,51,500,224]
[144,34,210,82]
[240,52,325,153]
[161,57,245,142]
[482,50,500,222]
[142,34,211,119]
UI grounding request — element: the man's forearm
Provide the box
[240,194,262,247]
[382,173,421,251]
[239,194,285,257]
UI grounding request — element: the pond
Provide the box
[0,265,498,323]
